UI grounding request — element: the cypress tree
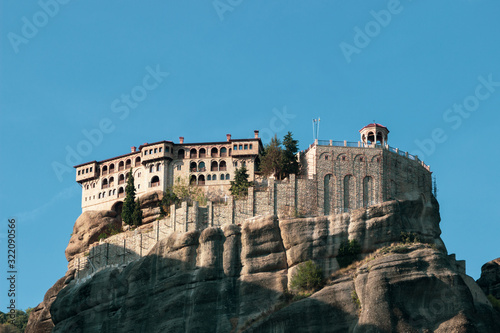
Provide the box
[282,131,299,177]
[132,199,143,227]
[122,169,136,226]
[259,134,283,179]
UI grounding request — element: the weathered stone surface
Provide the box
[138,190,163,224]
[25,270,74,333]
[477,258,500,299]
[65,210,121,262]
[48,198,500,332]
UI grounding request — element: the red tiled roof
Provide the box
[359,123,389,132]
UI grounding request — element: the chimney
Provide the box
[254,130,259,139]
[179,136,184,144]
[226,134,231,142]
[131,146,136,153]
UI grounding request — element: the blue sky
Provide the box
[1,0,499,310]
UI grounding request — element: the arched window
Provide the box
[109,163,115,173]
[242,161,246,168]
[178,149,185,159]
[213,174,217,181]
[118,187,125,198]
[151,176,160,187]
[118,161,124,171]
[102,178,108,189]
[190,161,197,172]
[199,148,206,158]
[220,147,227,157]
[118,174,125,185]
[135,157,141,166]
[156,163,161,172]
[86,184,89,190]
[98,193,101,199]
[125,159,131,169]
[109,177,114,187]
[102,165,108,175]
[226,174,230,180]
[113,189,116,195]
[190,175,197,185]
[211,161,218,172]
[102,191,105,197]
[198,161,205,172]
[109,190,112,196]
[190,149,197,158]
[93,183,96,188]
[219,160,227,171]
[211,147,218,158]
[363,176,373,207]
[207,175,211,181]
[198,174,205,185]
[324,174,333,215]
[150,165,154,173]
[343,175,352,212]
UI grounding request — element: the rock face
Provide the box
[477,258,500,299]
[25,270,74,333]
[65,210,122,262]
[47,197,500,332]
[138,190,163,224]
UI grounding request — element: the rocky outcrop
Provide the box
[25,270,74,333]
[48,198,500,332]
[477,258,500,299]
[65,210,121,262]
[138,190,163,224]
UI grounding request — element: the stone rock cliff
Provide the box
[477,258,500,299]
[27,197,500,332]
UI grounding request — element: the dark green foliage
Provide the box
[400,232,420,244]
[487,295,500,312]
[122,169,136,226]
[159,189,180,218]
[0,308,32,332]
[230,166,252,198]
[290,260,324,292]
[98,223,122,241]
[337,239,362,268]
[259,135,283,179]
[282,131,299,176]
[132,199,143,227]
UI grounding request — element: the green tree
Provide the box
[159,189,179,218]
[122,169,136,226]
[282,131,299,177]
[172,176,207,205]
[132,199,143,227]
[290,260,324,292]
[337,239,362,268]
[259,134,283,179]
[230,166,252,198]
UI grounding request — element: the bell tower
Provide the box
[359,123,389,146]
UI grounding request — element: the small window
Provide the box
[244,144,248,150]
[78,170,81,175]
[360,157,364,162]
[93,183,95,188]
[86,168,89,173]
[159,147,162,152]
[138,172,141,177]
[85,197,87,201]
[207,175,211,181]
[90,167,93,172]
[157,164,161,171]
[239,145,243,150]
[234,161,238,167]
[93,195,95,199]
[226,174,230,180]
[177,165,181,171]
[154,148,157,153]
[144,150,148,155]
[249,144,252,149]
[213,174,217,181]
[234,145,237,150]
[342,156,346,161]
[150,165,154,173]
[325,155,329,160]
[150,149,153,154]
[166,147,169,152]
[138,184,140,189]
[98,193,101,199]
